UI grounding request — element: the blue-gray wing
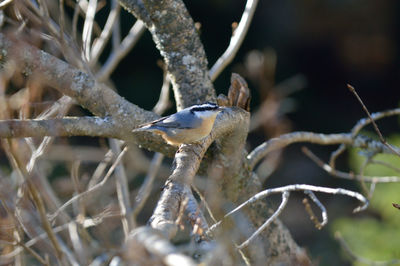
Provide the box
[137,113,184,129]
[136,110,200,130]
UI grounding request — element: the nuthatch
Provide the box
[133,102,224,146]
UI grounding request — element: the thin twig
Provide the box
[96,20,146,81]
[209,184,368,233]
[237,191,290,249]
[109,139,134,239]
[152,67,171,115]
[90,0,121,64]
[247,132,353,170]
[191,185,217,224]
[18,240,50,266]
[303,190,327,229]
[132,152,164,218]
[72,0,80,40]
[49,146,128,222]
[330,107,400,168]
[82,0,98,61]
[359,155,375,198]
[351,108,400,137]
[369,159,400,173]
[347,84,400,157]
[68,222,86,265]
[329,144,346,169]
[0,210,119,260]
[59,0,66,44]
[27,181,65,262]
[209,0,259,81]
[88,149,114,188]
[70,161,86,219]
[302,147,400,183]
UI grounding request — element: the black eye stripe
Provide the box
[190,106,218,112]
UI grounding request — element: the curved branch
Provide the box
[248,131,400,170]
[247,132,353,170]
[118,0,215,109]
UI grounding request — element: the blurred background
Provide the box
[1,0,400,264]
[107,0,400,264]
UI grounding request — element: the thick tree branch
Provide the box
[149,107,250,237]
[0,33,180,155]
[118,0,215,109]
[0,117,117,138]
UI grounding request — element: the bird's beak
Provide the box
[217,106,225,112]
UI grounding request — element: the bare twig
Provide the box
[329,144,346,169]
[152,67,171,115]
[88,149,114,188]
[26,181,65,262]
[209,184,368,233]
[351,108,400,137]
[18,240,50,266]
[191,184,217,224]
[68,222,86,265]
[330,108,400,168]
[109,138,135,237]
[49,146,128,222]
[96,20,146,81]
[237,191,289,249]
[132,152,164,218]
[302,147,400,183]
[369,159,400,173]
[303,190,327,229]
[59,0,66,45]
[90,0,121,64]
[247,132,353,170]
[347,84,400,157]
[209,0,259,81]
[359,154,374,198]
[0,210,120,261]
[82,0,98,61]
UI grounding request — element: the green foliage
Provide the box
[332,133,400,265]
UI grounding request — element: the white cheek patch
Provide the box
[195,111,215,119]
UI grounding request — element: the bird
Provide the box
[133,102,224,146]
